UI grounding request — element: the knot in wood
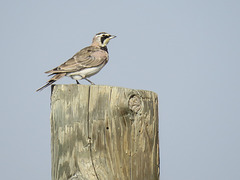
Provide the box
[128,95,142,113]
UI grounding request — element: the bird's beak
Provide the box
[110,35,117,39]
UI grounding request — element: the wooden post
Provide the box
[50,85,159,180]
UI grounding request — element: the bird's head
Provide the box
[92,32,116,47]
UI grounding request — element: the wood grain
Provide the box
[50,85,159,180]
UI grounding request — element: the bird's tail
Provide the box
[36,80,55,92]
[36,73,66,92]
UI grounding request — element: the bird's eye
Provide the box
[101,35,109,44]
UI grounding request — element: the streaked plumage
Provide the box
[37,32,116,92]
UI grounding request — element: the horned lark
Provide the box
[36,32,116,92]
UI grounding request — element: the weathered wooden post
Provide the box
[50,84,159,180]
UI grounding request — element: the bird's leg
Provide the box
[85,78,95,85]
[76,80,80,84]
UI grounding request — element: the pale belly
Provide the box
[66,63,105,80]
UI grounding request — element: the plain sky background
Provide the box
[0,0,239,179]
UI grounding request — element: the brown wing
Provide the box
[45,46,108,74]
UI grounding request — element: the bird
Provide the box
[36,32,116,92]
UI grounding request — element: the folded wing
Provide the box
[46,46,108,74]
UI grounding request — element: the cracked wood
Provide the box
[50,85,159,180]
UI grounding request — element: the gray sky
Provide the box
[1,0,240,179]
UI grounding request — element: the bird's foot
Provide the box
[85,78,95,85]
[76,80,80,84]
